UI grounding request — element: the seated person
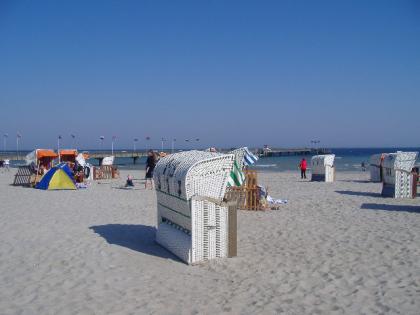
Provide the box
[39,165,47,175]
[125,174,134,187]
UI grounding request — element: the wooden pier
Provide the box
[1,147,332,164]
[88,151,147,164]
[258,148,331,157]
[0,151,148,164]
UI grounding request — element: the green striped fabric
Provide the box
[227,160,245,187]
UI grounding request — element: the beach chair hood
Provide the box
[59,149,77,157]
[382,152,418,172]
[36,149,59,160]
[153,150,235,201]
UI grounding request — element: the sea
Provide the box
[4,148,420,172]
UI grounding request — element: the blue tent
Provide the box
[36,163,77,190]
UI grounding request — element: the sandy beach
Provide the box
[0,169,419,314]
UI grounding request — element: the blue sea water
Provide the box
[110,147,420,172]
[4,148,420,172]
[250,148,420,172]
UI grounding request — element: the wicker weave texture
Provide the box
[382,152,418,173]
[229,148,247,169]
[157,198,231,264]
[381,151,418,199]
[154,150,234,201]
[154,150,235,264]
[156,222,192,263]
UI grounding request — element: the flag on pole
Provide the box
[227,160,245,187]
[243,147,258,166]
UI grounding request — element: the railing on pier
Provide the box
[258,148,331,157]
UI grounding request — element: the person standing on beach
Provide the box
[145,150,157,189]
[299,158,307,179]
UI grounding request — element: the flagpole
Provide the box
[145,136,151,151]
[71,134,76,150]
[171,138,176,154]
[16,134,19,160]
[112,136,116,155]
[100,136,105,152]
[3,134,8,152]
[58,135,61,163]
[133,138,138,153]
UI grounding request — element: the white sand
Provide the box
[0,169,419,314]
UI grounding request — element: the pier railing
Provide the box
[258,148,331,157]
[0,151,148,164]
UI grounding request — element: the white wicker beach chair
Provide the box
[381,151,418,198]
[369,153,390,182]
[154,151,237,264]
[311,154,335,182]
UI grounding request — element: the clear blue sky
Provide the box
[1,0,419,150]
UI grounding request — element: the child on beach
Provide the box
[299,158,307,179]
[125,174,134,187]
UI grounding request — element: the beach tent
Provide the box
[311,154,335,182]
[59,149,78,163]
[153,150,237,264]
[381,151,418,198]
[369,153,389,182]
[36,163,77,190]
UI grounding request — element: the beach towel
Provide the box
[227,161,245,187]
[244,147,258,166]
[267,195,288,205]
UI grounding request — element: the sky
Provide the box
[0,0,419,150]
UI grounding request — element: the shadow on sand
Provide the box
[361,203,420,213]
[335,190,381,198]
[89,224,179,261]
[338,179,371,184]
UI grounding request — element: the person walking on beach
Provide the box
[145,150,157,189]
[4,159,10,171]
[299,158,307,179]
